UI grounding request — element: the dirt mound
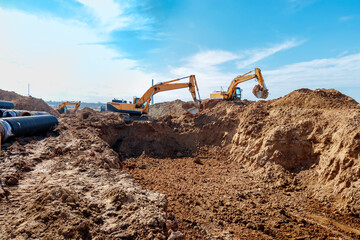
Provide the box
[76,106,97,120]
[0,89,59,116]
[273,88,359,109]
[231,89,360,214]
[149,99,199,118]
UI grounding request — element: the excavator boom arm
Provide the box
[136,75,200,113]
[74,101,81,112]
[226,68,267,99]
[58,101,81,113]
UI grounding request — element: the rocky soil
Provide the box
[0,88,360,239]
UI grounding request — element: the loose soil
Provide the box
[0,89,59,116]
[0,88,360,239]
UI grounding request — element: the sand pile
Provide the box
[0,89,58,116]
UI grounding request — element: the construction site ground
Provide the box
[0,88,360,239]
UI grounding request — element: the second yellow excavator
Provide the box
[210,68,269,100]
[107,75,201,116]
[58,101,81,114]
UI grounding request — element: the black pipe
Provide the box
[2,110,31,117]
[0,120,13,142]
[0,115,58,142]
[29,111,50,116]
[0,109,50,118]
[0,101,14,109]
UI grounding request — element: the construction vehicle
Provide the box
[107,75,201,117]
[57,101,81,114]
[210,68,268,100]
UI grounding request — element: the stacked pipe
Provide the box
[0,100,51,118]
[0,115,58,142]
[0,109,50,118]
[0,101,15,109]
[0,101,58,143]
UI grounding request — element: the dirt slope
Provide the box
[231,89,360,214]
[0,89,59,116]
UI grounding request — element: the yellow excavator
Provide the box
[210,68,268,100]
[107,75,201,116]
[57,101,81,114]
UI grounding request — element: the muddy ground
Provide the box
[0,88,360,239]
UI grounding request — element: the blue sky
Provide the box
[0,0,359,102]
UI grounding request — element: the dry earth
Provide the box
[0,89,59,116]
[0,88,360,239]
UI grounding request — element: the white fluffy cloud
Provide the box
[76,0,150,32]
[236,39,303,69]
[184,50,240,70]
[0,7,159,102]
[76,0,130,31]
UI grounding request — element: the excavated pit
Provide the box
[99,100,248,160]
[100,121,196,159]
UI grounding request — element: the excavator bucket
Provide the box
[252,84,269,99]
[186,106,199,115]
[185,100,201,115]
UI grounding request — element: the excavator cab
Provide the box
[133,97,147,109]
[234,87,242,100]
[133,97,140,104]
[59,106,67,114]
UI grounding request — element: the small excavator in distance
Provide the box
[107,75,201,117]
[57,101,81,114]
[210,68,269,100]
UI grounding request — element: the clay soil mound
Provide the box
[0,89,59,116]
[76,107,97,120]
[231,89,360,214]
[273,88,359,109]
[149,99,198,118]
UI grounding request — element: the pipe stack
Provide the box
[0,101,15,109]
[0,115,58,142]
[0,109,50,118]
